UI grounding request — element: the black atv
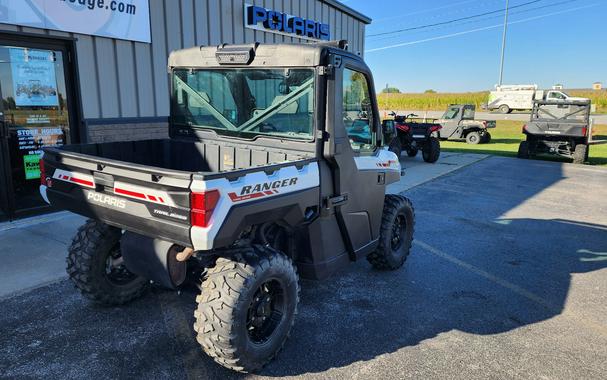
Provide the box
[383,112,441,163]
[518,99,593,164]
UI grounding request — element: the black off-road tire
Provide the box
[517,141,530,159]
[466,131,481,145]
[194,245,300,373]
[499,104,510,114]
[573,143,588,164]
[388,138,402,158]
[66,220,149,305]
[367,195,415,270]
[482,132,492,144]
[406,147,418,157]
[422,137,440,163]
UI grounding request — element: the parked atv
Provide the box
[383,112,441,163]
[40,42,415,373]
[435,104,496,144]
[518,99,594,164]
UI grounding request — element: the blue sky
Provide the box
[343,0,607,93]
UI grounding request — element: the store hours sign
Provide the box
[0,0,151,43]
[244,4,330,41]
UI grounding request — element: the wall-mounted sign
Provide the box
[10,48,59,107]
[0,0,151,43]
[244,4,330,41]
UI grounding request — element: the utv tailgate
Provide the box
[41,148,194,247]
[525,122,586,137]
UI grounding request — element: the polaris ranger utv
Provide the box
[435,104,495,144]
[518,99,592,164]
[39,42,414,373]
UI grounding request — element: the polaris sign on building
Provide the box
[245,4,331,41]
[0,0,370,221]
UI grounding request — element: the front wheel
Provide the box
[367,195,415,270]
[66,220,149,305]
[482,132,492,144]
[388,138,402,158]
[406,147,418,157]
[466,131,481,145]
[194,245,299,373]
[422,137,440,163]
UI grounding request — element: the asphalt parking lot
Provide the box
[1,156,606,379]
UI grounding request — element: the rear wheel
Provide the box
[499,104,510,114]
[66,220,149,305]
[482,132,492,144]
[194,245,299,373]
[466,131,481,145]
[422,137,440,163]
[517,141,530,159]
[573,143,588,164]
[367,195,415,270]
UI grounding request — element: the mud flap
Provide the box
[121,231,187,289]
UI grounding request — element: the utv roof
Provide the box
[168,41,359,68]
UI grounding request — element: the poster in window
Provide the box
[10,48,59,107]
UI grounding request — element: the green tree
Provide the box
[424,89,437,94]
[382,87,400,94]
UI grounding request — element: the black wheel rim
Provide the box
[104,243,138,286]
[391,213,407,251]
[246,279,285,344]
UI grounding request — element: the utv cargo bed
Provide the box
[42,138,313,247]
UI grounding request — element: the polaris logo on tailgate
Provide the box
[87,192,126,209]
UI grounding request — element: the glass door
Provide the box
[0,43,73,220]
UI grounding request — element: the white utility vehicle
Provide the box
[486,84,588,114]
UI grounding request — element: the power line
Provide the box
[372,0,497,23]
[367,0,583,43]
[367,0,544,38]
[365,3,599,52]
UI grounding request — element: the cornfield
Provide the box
[378,90,607,113]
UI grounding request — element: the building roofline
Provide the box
[322,0,372,24]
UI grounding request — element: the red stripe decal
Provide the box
[115,187,146,199]
[70,177,94,187]
[228,192,265,202]
[264,191,274,195]
[158,197,165,203]
[148,195,157,202]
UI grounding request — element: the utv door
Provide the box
[323,53,386,258]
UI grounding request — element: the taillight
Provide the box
[430,125,442,132]
[581,127,587,136]
[190,190,220,227]
[39,158,46,186]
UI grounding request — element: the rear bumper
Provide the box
[44,186,192,248]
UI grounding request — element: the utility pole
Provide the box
[498,0,509,86]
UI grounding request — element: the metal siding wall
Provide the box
[0,0,367,121]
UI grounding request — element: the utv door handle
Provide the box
[324,193,349,209]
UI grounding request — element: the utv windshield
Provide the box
[172,68,315,140]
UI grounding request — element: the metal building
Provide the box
[0,0,370,220]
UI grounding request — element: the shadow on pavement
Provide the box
[0,157,606,378]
